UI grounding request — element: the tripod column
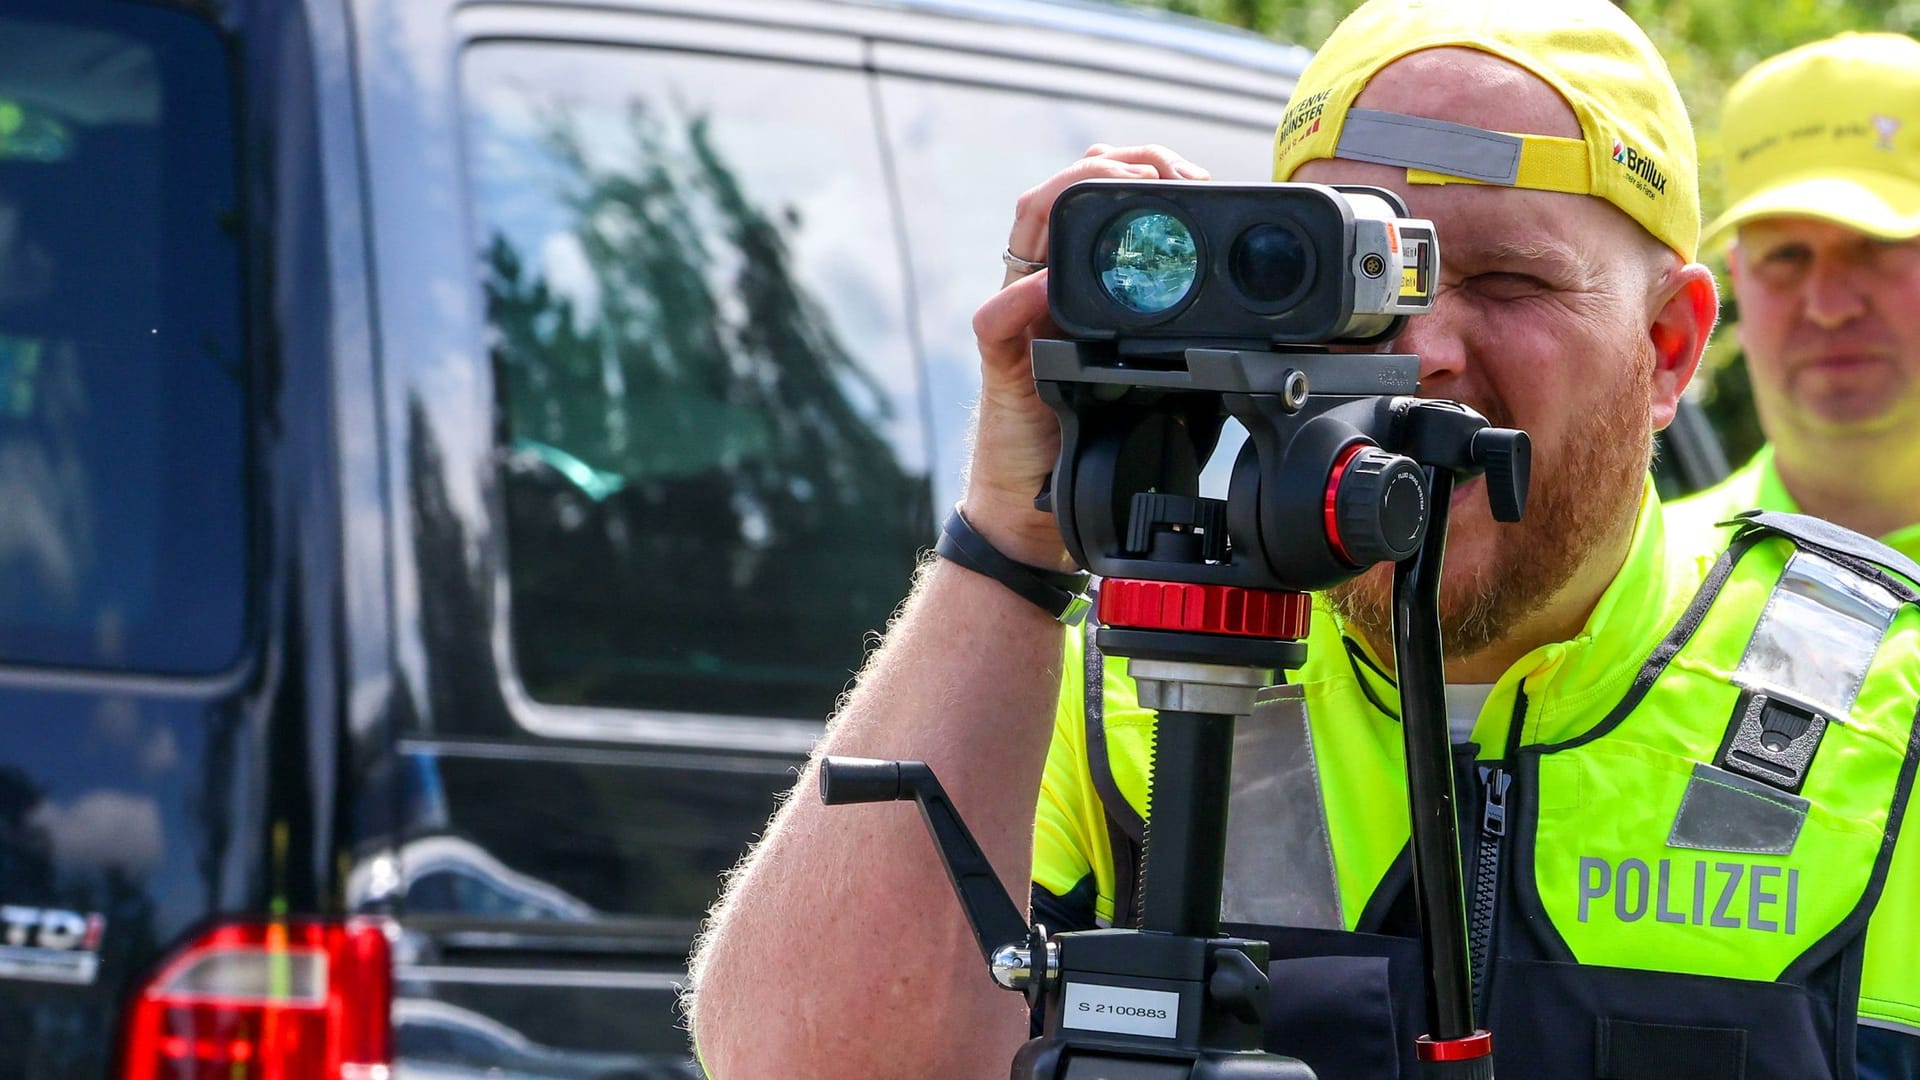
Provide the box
[1137,709,1233,936]
[1129,689,1256,936]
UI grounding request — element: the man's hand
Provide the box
[965,144,1211,570]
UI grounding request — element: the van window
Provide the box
[875,74,1285,507]
[463,44,931,722]
[0,0,246,673]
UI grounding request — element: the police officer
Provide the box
[688,3,1920,1077]
[1668,33,1920,559]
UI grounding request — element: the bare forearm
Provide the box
[689,558,1064,1077]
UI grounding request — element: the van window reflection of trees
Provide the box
[483,105,929,719]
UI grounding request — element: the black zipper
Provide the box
[1468,764,1510,1017]
[1468,687,1528,1022]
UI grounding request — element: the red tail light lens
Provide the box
[122,920,392,1080]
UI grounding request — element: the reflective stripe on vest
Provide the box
[1735,549,1898,723]
[1219,685,1344,930]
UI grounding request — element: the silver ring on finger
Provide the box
[1002,247,1047,276]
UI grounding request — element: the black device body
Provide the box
[1047,180,1437,349]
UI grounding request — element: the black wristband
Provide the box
[936,507,1090,623]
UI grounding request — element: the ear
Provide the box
[1723,243,1755,355]
[1647,262,1720,431]
[1724,241,1745,287]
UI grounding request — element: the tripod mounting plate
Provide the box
[1096,627,1306,670]
[1031,340,1418,398]
[1129,659,1273,718]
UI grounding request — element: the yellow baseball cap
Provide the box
[1272,0,1700,261]
[1706,33,1920,249]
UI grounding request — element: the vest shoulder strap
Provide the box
[1726,510,1920,603]
[1083,612,1144,928]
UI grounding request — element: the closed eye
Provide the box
[1468,273,1552,300]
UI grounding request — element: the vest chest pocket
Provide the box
[1236,921,1858,1079]
[1252,923,1424,1080]
[1487,955,1855,1080]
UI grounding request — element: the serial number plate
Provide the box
[1060,982,1180,1039]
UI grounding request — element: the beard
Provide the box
[1328,354,1654,664]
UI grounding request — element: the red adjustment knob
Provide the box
[1097,579,1312,640]
[1324,442,1428,568]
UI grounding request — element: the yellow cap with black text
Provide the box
[1272,0,1699,261]
[1706,33,1920,249]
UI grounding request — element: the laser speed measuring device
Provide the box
[1048,180,1438,348]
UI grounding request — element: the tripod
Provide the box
[822,341,1527,1079]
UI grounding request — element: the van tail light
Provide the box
[122,919,393,1080]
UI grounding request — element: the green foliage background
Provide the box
[1109,0,1920,466]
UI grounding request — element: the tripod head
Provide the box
[822,180,1531,1079]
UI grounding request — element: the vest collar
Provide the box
[1749,444,1792,514]
[1318,480,1704,753]
[1750,444,1920,561]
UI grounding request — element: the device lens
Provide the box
[1096,210,1197,315]
[1229,223,1311,305]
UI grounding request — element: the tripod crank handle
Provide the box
[1416,1030,1493,1080]
[819,756,914,804]
[816,756,1034,975]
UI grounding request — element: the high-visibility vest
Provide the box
[1036,506,1920,1078]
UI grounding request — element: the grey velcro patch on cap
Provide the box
[1334,108,1525,185]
